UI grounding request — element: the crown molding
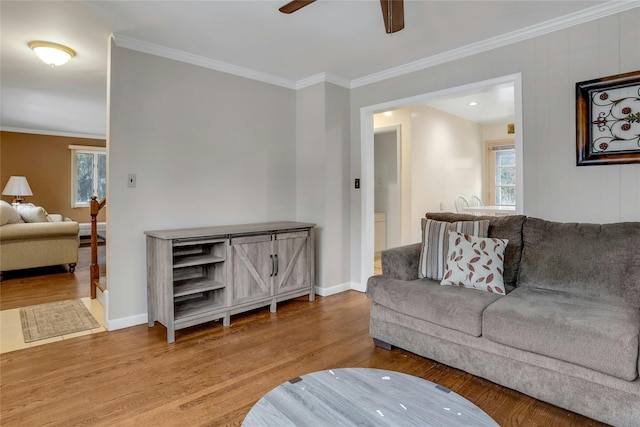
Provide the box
[112,34,298,90]
[350,1,640,88]
[0,126,106,140]
[295,73,351,90]
[112,2,639,91]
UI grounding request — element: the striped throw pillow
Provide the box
[419,219,489,280]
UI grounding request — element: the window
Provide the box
[486,141,515,206]
[69,145,106,208]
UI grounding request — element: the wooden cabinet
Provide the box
[228,230,313,311]
[146,222,315,343]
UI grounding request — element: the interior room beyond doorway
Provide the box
[366,74,522,282]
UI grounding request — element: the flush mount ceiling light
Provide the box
[28,41,75,66]
[468,101,479,106]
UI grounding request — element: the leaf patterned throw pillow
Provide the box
[440,231,509,294]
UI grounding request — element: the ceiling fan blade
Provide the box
[380,0,404,33]
[279,0,316,14]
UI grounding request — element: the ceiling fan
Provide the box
[279,0,404,34]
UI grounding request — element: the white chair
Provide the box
[468,195,483,216]
[454,195,469,213]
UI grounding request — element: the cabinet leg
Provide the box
[270,300,277,313]
[167,326,175,344]
[223,314,230,327]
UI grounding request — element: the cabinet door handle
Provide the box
[270,254,274,277]
[274,254,279,276]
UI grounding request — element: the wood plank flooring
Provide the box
[0,245,104,310]
[0,281,607,426]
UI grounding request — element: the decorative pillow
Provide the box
[419,219,489,280]
[15,203,49,223]
[0,200,25,225]
[441,231,509,294]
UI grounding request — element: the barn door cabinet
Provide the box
[145,222,315,343]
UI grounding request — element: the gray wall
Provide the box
[108,41,297,325]
[296,82,351,294]
[106,10,639,325]
[350,10,640,284]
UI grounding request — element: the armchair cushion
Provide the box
[0,200,24,225]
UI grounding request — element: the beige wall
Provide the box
[0,131,106,222]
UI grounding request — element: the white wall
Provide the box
[350,9,640,286]
[375,106,483,243]
[410,105,483,239]
[108,42,297,326]
[482,122,513,142]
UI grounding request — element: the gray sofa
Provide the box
[367,212,640,426]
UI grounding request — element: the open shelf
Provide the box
[173,254,225,269]
[174,280,225,298]
[175,296,224,321]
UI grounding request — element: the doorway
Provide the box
[359,73,524,286]
[373,126,402,275]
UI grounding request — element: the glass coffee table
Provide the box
[243,368,498,426]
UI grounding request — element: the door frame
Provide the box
[359,73,524,288]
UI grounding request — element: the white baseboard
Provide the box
[106,312,148,331]
[315,281,365,297]
[104,283,366,330]
[350,281,367,293]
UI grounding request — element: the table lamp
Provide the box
[2,176,33,204]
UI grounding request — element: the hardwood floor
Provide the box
[0,245,105,310]
[0,286,607,426]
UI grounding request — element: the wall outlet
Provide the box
[127,173,136,188]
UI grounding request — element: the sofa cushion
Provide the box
[419,218,489,280]
[441,231,508,294]
[426,213,526,288]
[15,203,49,223]
[519,217,640,308]
[483,287,640,381]
[367,275,502,337]
[0,200,24,225]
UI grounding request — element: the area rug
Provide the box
[20,299,100,343]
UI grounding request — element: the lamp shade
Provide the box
[2,176,33,197]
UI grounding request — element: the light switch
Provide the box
[127,173,136,188]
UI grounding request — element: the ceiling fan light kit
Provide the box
[279,0,404,34]
[28,40,76,66]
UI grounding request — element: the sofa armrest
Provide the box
[381,243,422,280]
[0,221,79,241]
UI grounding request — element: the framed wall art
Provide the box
[576,70,640,166]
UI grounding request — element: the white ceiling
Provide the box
[425,82,515,123]
[2,0,633,138]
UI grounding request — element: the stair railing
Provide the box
[90,196,107,299]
